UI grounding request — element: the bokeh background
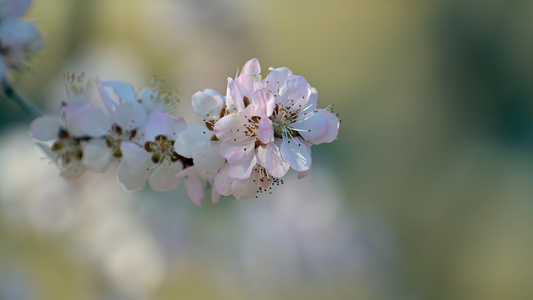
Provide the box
[1,0,533,299]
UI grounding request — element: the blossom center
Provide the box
[251,165,284,197]
[51,135,84,169]
[144,135,180,164]
[106,123,138,157]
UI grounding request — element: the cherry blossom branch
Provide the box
[1,77,42,118]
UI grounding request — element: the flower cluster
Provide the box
[0,0,43,79]
[30,59,339,204]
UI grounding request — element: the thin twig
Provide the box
[1,77,42,118]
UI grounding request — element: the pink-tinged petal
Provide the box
[280,136,311,171]
[241,58,261,76]
[192,89,224,119]
[149,163,182,191]
[230,177,257,200]
[297,169,311,179]
[251,89,275,117]
[83,139,111,172]
[312,109,340,144]
[184,174,204,206]
[214,113,247,141]
[294,111,328,143]
[228,155,257,179]
[175,165,196,178]
[145,113,187,141]
[174,125,212,158]
[235,58,261,99]
[176,166,205,205]
[73,106,112,137]
[264,67,293,92]
[29,115,59,141]
[279,75,311,106]
[120,141,150,170]
[0,0,32,19]
[113,101,146,130]
[220,138,255,165]
[211,187,221,204]
[193,141,225,176]
[117,161,149,191]
[257,142,289,178]
[226,78,244,111]
[258,114,274,144]
[97,79,136,111]
[214,164,233,196]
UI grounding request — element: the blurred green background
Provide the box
[2,0,533,299]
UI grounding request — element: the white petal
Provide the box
[294,111,328,144]
[83,139,111,172]
[97,79,136,111]
[117,161,149,191]
[297,169,311,179]
[63,106,85,137]
[60,162,86,180]
[193,141,225,176]
[257,142,289,178]
[192,89,224,119]
[307,87,318,110]
[311,109,340,144]
[29,115,59,141]
[226,78,245,111]
[145,113,186,141]
[73,106,112,137]
[228,155,257,179]
[230,177,257,201]
[120,141,150,170]
[113,101,146,130]
[280,136,311,171]
[174,125,212,158]
[149,163,182,191]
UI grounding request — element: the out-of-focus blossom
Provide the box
[0,0,32,20]
[0,0,43,79]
